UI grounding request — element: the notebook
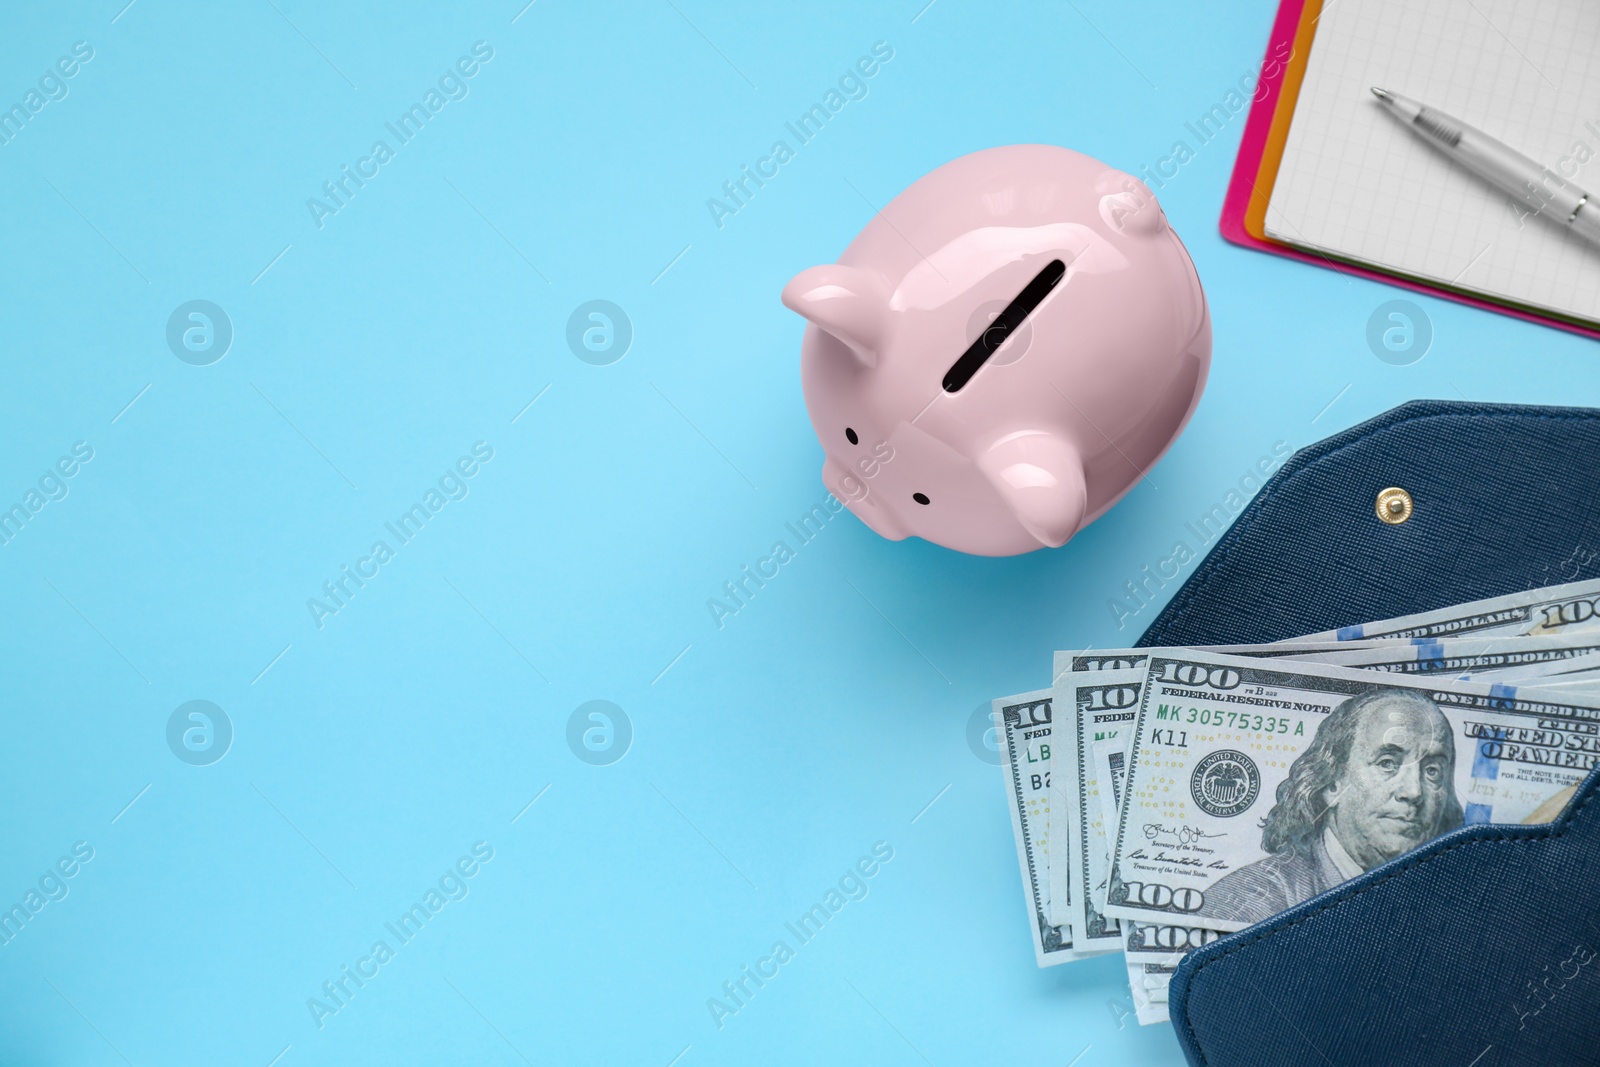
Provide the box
[1226,0,1600,335]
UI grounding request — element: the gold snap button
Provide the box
[1376,487,1413,525]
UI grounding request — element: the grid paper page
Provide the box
[1265,0,1600,324]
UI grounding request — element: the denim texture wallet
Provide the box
[1135,399,1600,1067]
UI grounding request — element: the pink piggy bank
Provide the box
[781,144,1210,556]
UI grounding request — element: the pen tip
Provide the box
[1371,87,1390,100]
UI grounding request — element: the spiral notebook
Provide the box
[1224,0,1600,337]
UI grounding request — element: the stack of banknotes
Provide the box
[995,578,1600,1025]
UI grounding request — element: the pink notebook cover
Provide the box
[1220,0,1600,343]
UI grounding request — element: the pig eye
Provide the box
[845,427,859,445]
[942,258,1066,394]
[913,493,930,505]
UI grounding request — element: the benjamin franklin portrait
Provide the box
[1198,688,1464,926]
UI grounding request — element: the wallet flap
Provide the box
[1138,400,1600,648]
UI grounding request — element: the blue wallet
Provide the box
[1136,399,1600,1067]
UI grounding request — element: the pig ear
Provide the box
[781,264,889,367]
[976,432,1087,549]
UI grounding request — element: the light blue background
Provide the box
[2,2,1596,1064]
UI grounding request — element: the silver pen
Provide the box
[1372,87,1600,248]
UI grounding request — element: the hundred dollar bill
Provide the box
[1043,652,1132,927]
[1053,642,1418,933]
[1105,651,1599,933]
[1443,652,1600,687]
[1195,639,1414,657]
[1057,665,1147,951]
[1041,635,1548,936]
[1186,638,1597,691]
[1048,652,1157,937]
[1050,644,1400,938]
[1288,578,1600,643]
[995,690,1077,966]
[1302,634,1600,680]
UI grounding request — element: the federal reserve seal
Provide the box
[1191,749,1260,817]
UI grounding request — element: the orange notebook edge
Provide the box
[1243,0,1323,241]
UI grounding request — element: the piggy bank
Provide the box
[781,144,1210,556]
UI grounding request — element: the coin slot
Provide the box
[942,259,1066,394]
